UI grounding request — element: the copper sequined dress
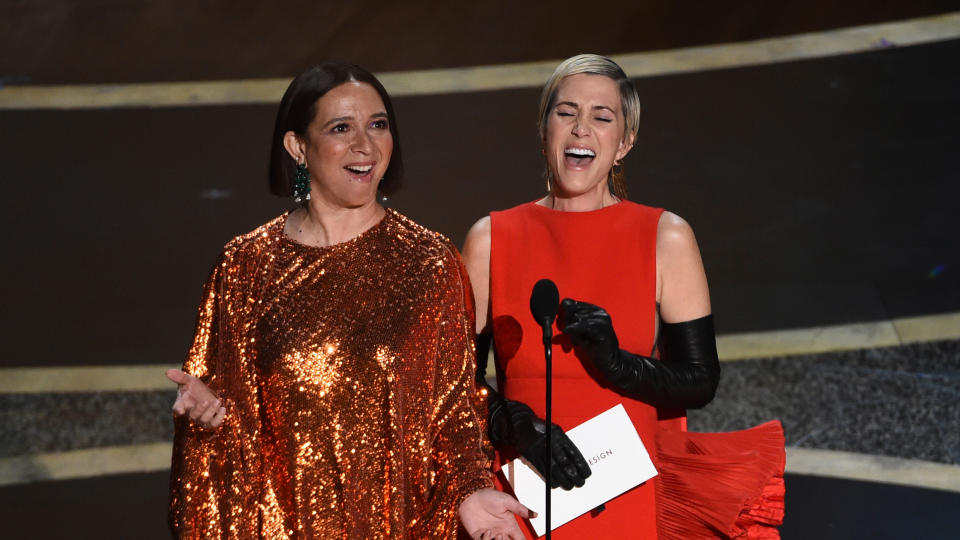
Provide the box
[169,209,493,539]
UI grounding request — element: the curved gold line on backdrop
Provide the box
[0,12,958,110]
[1,311,957,393]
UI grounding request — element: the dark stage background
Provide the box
[1,39,957,368]
[2,3,959,539]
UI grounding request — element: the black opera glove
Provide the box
[488,397,592,490]
[558,298,721,409]
[475,333,591,490]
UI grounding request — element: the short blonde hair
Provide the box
[537,54,641,199]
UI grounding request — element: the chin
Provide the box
[343,196,376,208]
[351,191,381,207]
[554,178,606,197]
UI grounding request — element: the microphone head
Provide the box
[530,278,560,326]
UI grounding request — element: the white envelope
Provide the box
[504,403,657,536]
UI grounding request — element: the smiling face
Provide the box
[285,81,393,209]
[544,73,634,199]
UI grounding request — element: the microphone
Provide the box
[529,278,559,538]
[530,278,559,343]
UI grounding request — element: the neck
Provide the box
[292,199,385,247]
[544,182,618,212]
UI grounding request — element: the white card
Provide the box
[504,404,657,536]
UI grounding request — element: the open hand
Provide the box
[165,369,225,429]
[459,488,534,540]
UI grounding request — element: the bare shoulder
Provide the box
[657,210,699,255]
[462,216,492,260]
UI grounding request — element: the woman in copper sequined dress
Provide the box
[165,62,531,539]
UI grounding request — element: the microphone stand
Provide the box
[530,278,559,537]
[540,317,553,539]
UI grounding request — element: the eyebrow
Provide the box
[322,111,388,129]
[555,101,616,114]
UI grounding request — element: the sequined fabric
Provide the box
[169,209,493,539]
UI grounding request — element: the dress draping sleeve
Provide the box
[413,242,495,537]
[168,247,265,539]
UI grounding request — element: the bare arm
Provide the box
[656,211,711,323]
[462,216,493,334]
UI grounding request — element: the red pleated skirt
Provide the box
[655,420,786,539]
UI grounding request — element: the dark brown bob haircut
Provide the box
[268,62,404,198]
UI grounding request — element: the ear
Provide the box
[614,132,635,163]
[282,131,306,164]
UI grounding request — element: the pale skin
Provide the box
[167,80,531,539]
[462,73,711,341]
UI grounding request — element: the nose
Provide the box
[350,130,373,154]
[572,117,588,137]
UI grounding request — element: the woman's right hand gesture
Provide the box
[489,398,592,490]
[166,369,226,429]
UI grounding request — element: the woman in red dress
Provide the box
[462,54,785,539]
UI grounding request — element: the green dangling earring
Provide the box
[293,161,311,203]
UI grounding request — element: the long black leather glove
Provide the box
[558,299,721,409]
[476,333,592,490]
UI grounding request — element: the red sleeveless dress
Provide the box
[489,201,784,539]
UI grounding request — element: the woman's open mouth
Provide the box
[344,163,375,179]
[564,147,595,168]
